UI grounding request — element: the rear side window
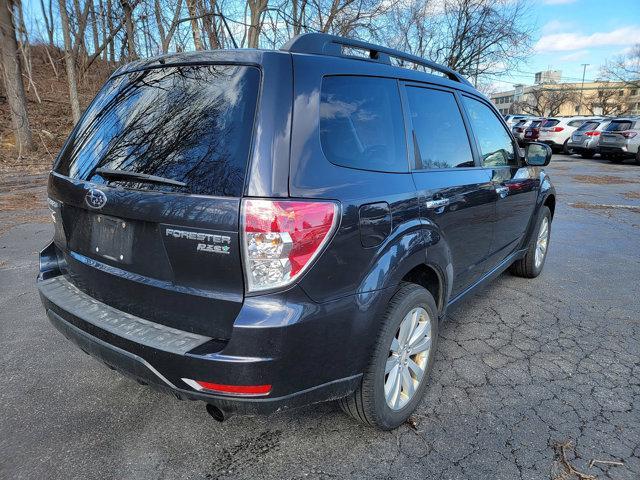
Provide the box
[320,76,407,172]
[542,119,560,127]
[55,65,260,196]
[405,87,474,169]
[462,96,517,167]
[606,121,633,131]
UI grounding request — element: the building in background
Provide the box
[491,71,640,117]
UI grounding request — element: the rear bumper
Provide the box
[37,241,387,413]
[43,306,361,414]
[598,145,633,157]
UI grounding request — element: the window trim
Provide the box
[400,81,482,172]
[318,74,413,174]
[459,93,522,170]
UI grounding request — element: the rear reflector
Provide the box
[241,199,339,292]
[182,378,272,396]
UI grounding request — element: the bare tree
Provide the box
[601,44,640,89]
[513,86,578,117]
[586,84,631,116]
[0,0,34,152]
[58,0,82,122]
[154,0,184,53]
[387,0,532,83]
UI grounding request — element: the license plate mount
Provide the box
[90,214,134,263]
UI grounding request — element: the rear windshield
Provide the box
[606,120,633,132]
[55,65,260,196]
[542,119,559,127]
[529,120,542,128]
[576,121,599,132]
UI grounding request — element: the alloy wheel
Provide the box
[384,307,432,410]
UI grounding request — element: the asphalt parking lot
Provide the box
[1,154,639,480]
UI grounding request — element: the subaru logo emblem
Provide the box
[85,188,107,209]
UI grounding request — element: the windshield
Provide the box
[54,64,260,196]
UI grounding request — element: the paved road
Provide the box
[1,155,639,480]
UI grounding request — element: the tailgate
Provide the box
[48,63,262,339]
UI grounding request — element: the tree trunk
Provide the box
[120,0,136,59]
[58,0,81,123]
[186,0,203,50]
[0,0,34,151]
[106,0,114,62]
[247,0,266,48]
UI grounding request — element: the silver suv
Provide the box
[567,119,610,159]
[598,117,640,164]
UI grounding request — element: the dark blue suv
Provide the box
[38,34,556,430]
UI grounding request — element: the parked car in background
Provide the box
[524,119,545,143]
[512,118,543,145]
[567,119,610,159]
[504,114,531,127]
[36,33,557,431]
[598,117,640,164]
[537,117,590,153]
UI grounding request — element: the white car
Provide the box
[537,117,591,153]
[598,117,640,164]
[566,119,610,159]
[504,115,531,127]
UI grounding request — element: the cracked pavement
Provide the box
[1,155,639,479]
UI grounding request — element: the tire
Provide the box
[338,283,438,430]
[562,139,573,155]
[510,206,551,278]
[610,157,624,164]
[635,151,640,166]
[581,151,595,159]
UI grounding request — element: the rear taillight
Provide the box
[585,131,600,136]
[621,131,638,139]
[182,379,272,396]
[553,127,564,132]
[241,199,339,292]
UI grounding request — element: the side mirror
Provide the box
[525,142,552,166]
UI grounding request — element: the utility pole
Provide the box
[578,63,589,115]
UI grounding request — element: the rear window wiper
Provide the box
[95,168,188,188]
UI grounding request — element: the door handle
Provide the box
[425,198,450,210]
[495,186,509,198]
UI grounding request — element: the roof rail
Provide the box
[281,33,472,87]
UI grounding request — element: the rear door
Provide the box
[460,95,538,267]
[404,84,495,296]
[48,61,275,339]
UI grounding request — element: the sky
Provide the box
[489,0,640,92]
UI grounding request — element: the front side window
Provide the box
[55,65,260,196]
[405,87,474,169]
[319,76,407,172]
[462,96,517,168]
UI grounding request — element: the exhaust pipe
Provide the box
[206,403,227,422]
